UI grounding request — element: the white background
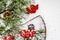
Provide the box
[34,0,60,40]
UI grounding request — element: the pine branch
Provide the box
[0,0,34,36]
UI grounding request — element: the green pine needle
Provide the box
[0,0,33,36]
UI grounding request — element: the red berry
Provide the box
[19,30,30,38]
[7,35,14,40]
[26,4,38,14]
[30,29,36,37]
[19,29,36,38]
[3,36,7,40]
[19,30,25,38]
[36,5,38,10]
[29,32,33,37]
[25,31,30,38]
